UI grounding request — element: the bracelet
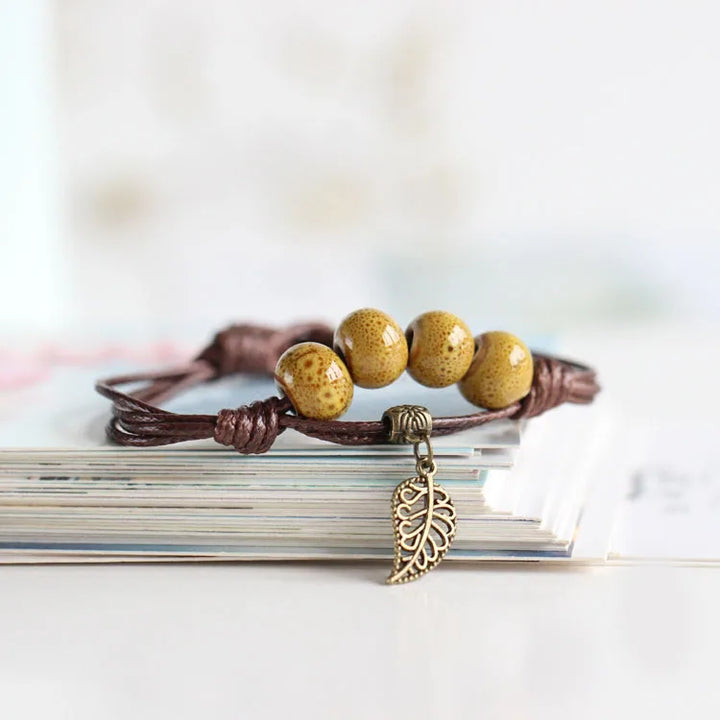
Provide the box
[96,310,600,584]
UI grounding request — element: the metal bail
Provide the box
[382,405,432,444]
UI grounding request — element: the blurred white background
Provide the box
[2,0,720,339]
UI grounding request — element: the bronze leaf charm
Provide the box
[387,474,457,585]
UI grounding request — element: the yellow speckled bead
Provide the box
[274,342,353,420]
[459,331,534,410]
[333,308,408,389]
[405,311,475,388]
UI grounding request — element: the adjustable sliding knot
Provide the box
[513,354,596,419]
[196,322,334,378]
[214,396,292,454]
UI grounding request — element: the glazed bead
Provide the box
[405,311,475,388]
[333,308,408,389]
[274,342,353,420]
[458,331,534,410]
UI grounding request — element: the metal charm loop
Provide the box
[382,405,432,444]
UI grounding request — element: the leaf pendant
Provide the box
[387,475,457,585]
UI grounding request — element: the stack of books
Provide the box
[0,359,612,564]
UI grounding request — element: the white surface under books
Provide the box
[0,562,718,720]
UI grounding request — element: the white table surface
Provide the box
[1,562,718,719]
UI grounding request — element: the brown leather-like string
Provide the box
[96,322,601,454]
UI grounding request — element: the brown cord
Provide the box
[96,322,600,454]
[196,322,334,376]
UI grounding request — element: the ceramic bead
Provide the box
[274,342,353,420]
[333,308,408,389]
[405,311,475,388]
[458,331,534,409]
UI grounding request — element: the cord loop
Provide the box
[196,323,334,377]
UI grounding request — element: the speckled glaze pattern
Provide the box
[405,311,475,388]
[333,308,408,389]
[459,331,534,410]
[274,342,353,420]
